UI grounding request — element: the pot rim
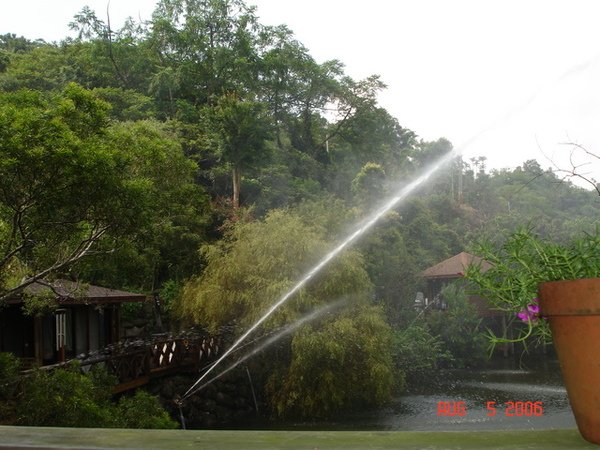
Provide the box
[539,277,600,316]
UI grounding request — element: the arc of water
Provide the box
[180,52,600,401]
[184,298,347,400]
[181,149,458,400]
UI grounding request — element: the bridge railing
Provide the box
[31,332,222,394]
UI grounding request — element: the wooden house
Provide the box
[0,280,147,366]
[420,252,518,355]
[419,251,496,316]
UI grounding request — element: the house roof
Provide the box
[7,279,147,305]
[420,252,492,279]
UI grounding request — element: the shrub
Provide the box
[393,324,452,383]
[116,391,178,429]
[10,361,177,429]
[267,306,396,418]
[426,284,488,368]
[17,362,116,427]
[0,353,20,423]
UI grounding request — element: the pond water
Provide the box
[262,356,576,431]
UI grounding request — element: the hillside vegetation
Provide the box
[1,0,599,420]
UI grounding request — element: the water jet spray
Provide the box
[181,150,458,401]
[181,52,600,402]
[183,297,347,399]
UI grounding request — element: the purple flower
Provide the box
[517,298,541,323]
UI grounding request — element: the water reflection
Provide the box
[269,357,576,431]
[361,357,575,431]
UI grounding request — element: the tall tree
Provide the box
[69,6,156,91]
[150,0,261,105]
[0,84,206,300]
[179,202,395,417]
[209,93,271,208]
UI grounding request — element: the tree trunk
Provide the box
[232,166,241,209]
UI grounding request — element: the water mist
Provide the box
[182,149,458,400]
[181,53,600,401]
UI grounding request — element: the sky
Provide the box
[2,0,600,185]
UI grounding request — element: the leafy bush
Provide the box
[426,284,488,367]
[159,279,183,324]
[9,361,177,428]
[0,353,20,423]
[0,352,20,390]
[116,391,178,429]
[181,201,398,419]
[17,362,115,427]
[267,306,395,418]
[393,324,452,383]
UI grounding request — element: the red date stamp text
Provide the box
[437,401,544,417]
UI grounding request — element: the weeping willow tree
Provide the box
[179,200,396,417]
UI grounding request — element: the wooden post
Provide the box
[58,345,66,363]
[34,316,43,365]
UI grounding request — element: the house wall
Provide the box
[89,308,99,352]
[42,314,54,362]
[0,305,34,358]
[78,305,118,354]
[66,306,110,357]
[2,301,128,366]
[74,307,87,356]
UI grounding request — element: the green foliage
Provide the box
[181,200,395,417]
[403,199,464,263]
[330,106,415,188]
[21,291,58,317]
[208,93,272,207]
[465,227,600,346]
[0,353,20,397]
[0,353,20,423]
[180,201,370,331]
[159,279,183,322]
[211,94,272,166]
[120,301,147,325]
[393,324,452,383]
[357,211,416,317]
[0,90,209,294]
[151,0,262,103]
[0,353,20,380]
[0,254,28,298]
[92,87,156,121]
[351,162,386,206]
[268,306,395,418]
[17,362,116,427]
[0,85,149,297]
[0,33,45,53]
[10,362,177,428]
[116,391,178,429]
[0,44,70,91]
[426,284,488,368]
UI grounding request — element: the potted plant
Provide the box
[465,227,600,444]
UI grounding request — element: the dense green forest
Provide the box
[1,0,600,422]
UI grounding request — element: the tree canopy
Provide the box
[1,0,600,422]
[179,201,395,417]
[0,84,207,300]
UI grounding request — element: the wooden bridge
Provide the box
[36,332,222,394]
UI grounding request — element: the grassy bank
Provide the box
[0,426,597,449]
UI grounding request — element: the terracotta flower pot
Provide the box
[539,277,600,445]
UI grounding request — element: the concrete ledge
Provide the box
[0,426,597,449]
